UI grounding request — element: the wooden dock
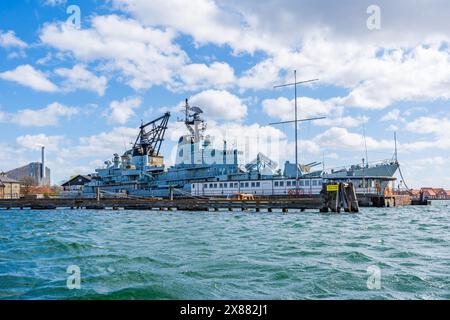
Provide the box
[0,183,364,213]
[3,184,431,211]
[357,194,430,207]
[0,197,325,212]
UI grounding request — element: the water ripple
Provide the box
[0,201,449,299]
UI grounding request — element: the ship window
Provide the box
[274,181,279,187]
[224,183,227,188]
[305,180,310,186]
[299,180,304,186]
[234,183,239,188]
[210,183,213,188]
[240,182,244,187]
[292,180,296,186]
[287,181,291,186]
[192,184,195,188]
[245,182,249,188]
[280,181,284,187]
[251,182,255,187]
[179,149,183,157]
[256,182,260,187]
[312,180,317,186]
[204,184,208,188]
[219,183,223,188]
[214,183,217,188]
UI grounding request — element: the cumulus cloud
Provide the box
[60,127,138,160]
[381,109,403,122]
[40,15,187,90]
[55,64,108,96]
[106,97,142,124]
[0,30,27,49]
[262,96,334,121]
[400,117,450,152]
[43,0,67,6]
[10,102,79,126]
[314,127,394,151]
[241,34,450,109]
[111,0,450,110]
[16,134,65,151]
[0,64,58,92]
[187,90,247,121]
[113,0,273,54]
[176,62,235,91]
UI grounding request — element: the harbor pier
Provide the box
[0,183,360,213]
[0,183,429,212]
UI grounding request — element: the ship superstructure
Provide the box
[77,99,399,199]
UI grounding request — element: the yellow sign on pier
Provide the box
[327,184,339,192]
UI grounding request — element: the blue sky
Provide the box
[0,0,449,188]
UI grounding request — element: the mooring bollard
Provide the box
[321,182,359,213]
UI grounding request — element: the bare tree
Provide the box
[20,177,37,196]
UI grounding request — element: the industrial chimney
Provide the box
[41,146,45,180]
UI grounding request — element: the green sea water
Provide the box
[0,201,449,300]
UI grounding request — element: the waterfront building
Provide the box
[0,174,21,199]
[61,175,93,191]
[5,162,50,186]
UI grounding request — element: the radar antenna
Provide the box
[179,98,206,142]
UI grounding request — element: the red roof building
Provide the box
[421,188,436,199]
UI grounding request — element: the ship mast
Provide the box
[394,131,398,163]
[273,71,319,189]
[180,98,206,144]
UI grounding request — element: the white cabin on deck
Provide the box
[191,177,324,197]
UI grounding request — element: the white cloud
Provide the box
[400,117,450,152]
[0,30,27,49]
[187,90,247,121]
[262,96,334,121]
[55,64,107,96]
[106,97,142,124]
[16,134,64,151]
[43,0,67,6]
[386,124,399,132]
[113,0,450,55]
[10,102,79,127]
[105,0,450,112]
[0,64,58,92]
[61,127,138,159]
[40,15,187,90]
[113,0,273,54]
[405,116,450,136]
[240,34,450,109]
[381,109,404,122]
[314,127,394,151]
[177,62,235,91]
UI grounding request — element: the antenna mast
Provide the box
[394,131,398,163]
[362,121,369,166]
[273,71,319,188]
